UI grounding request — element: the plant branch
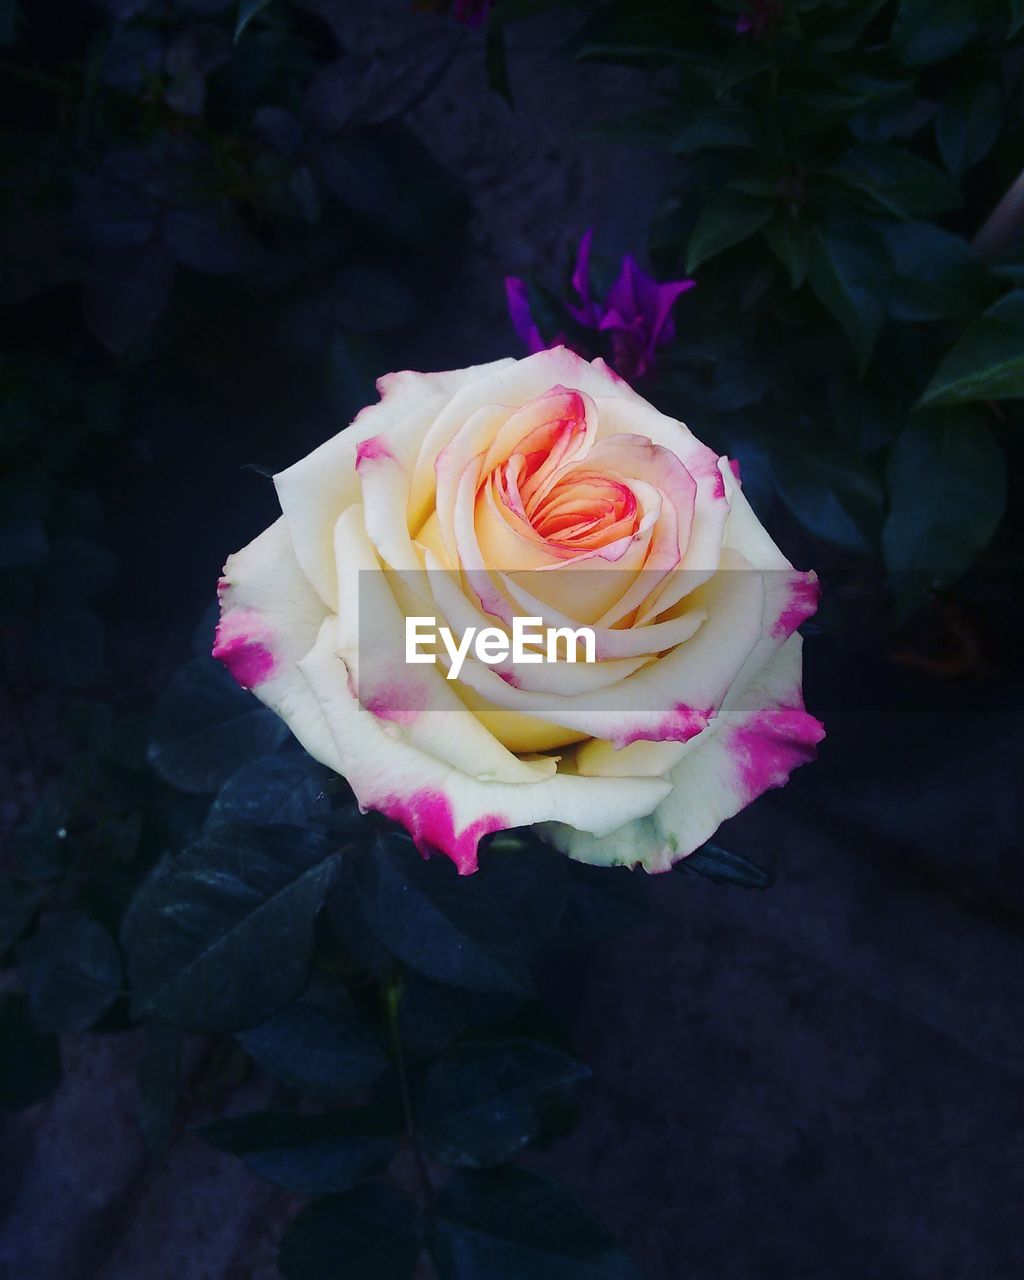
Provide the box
[385,975,435,1215]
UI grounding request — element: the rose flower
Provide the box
[215,349,823,874]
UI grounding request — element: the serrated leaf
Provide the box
[432,1167,642,1280]
[830,144,961,218]
[687,189,774,273]
[679,843,772,888]
[883,411,1007,589]
[417,1039,588,1169]
[200,1110,396,1195]
[123,824,341,1032]
[355,834,532,997]
[148,658,287,794]
[918,291,1024,407]
[237,994,388,1097]
[807,220,888,369]
[0,992,61,1113]
[936,81,1001,181]
[278,1184,419,1280]
[18,915,123,1032]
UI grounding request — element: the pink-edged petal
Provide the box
[275,359,514,609]
[215,517,339,772]
[540,634,823,871]
[296,616,673,874]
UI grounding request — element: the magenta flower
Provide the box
[506,229,695,381]
[505,278,550,354]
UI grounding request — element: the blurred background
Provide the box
[1,1,1023,1277]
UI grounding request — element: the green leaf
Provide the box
[830,144,961,218]
[672,110,758,155]
[882,222,989,323]
[355,834,532,997]
[890,0,980,65]
[136,1024,181,1158]
[686,189,774,273]
[936,81,1001,181]
[763,213,812,289]
[417,1039,589,1169]
[807,220,889,369]
[398,975,524,1057]
[918,291,1024,407]
[812,0,890,51]
[769,428,884,554]
[147,658,288,794]
[432,1167,642,1280]
[574,11,692,62]
[678,843,772,889]
[556,859,647,947]
[278,1184,419,1280]
[235,0,277,43]
[883,411,1007,589]
[18,915,123,1032]
[0,877,43,956]
[123,824,341,1032]
[200,1110,396,1196]
[477,833,569,946]
[237,995,388,1097]
[0,992,61,1113]
[204,752,334,833]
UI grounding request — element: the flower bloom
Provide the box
[506,230,694,380]
[215,349,823,875]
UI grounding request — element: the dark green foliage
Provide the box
[883,410,1007,609]
[499,0,1024,597]
[918,292,1024,407]
[355,833,534,996]
[431,1167,644,1280]
[148,659,289,794]
[237,994,389,1097]
[416,1038,589,1168]
[199,1109,397,1194]
[17,914,123,1032]
[123,823,343,1031]
[679,842,773,889]
[278,1185,421,1280]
